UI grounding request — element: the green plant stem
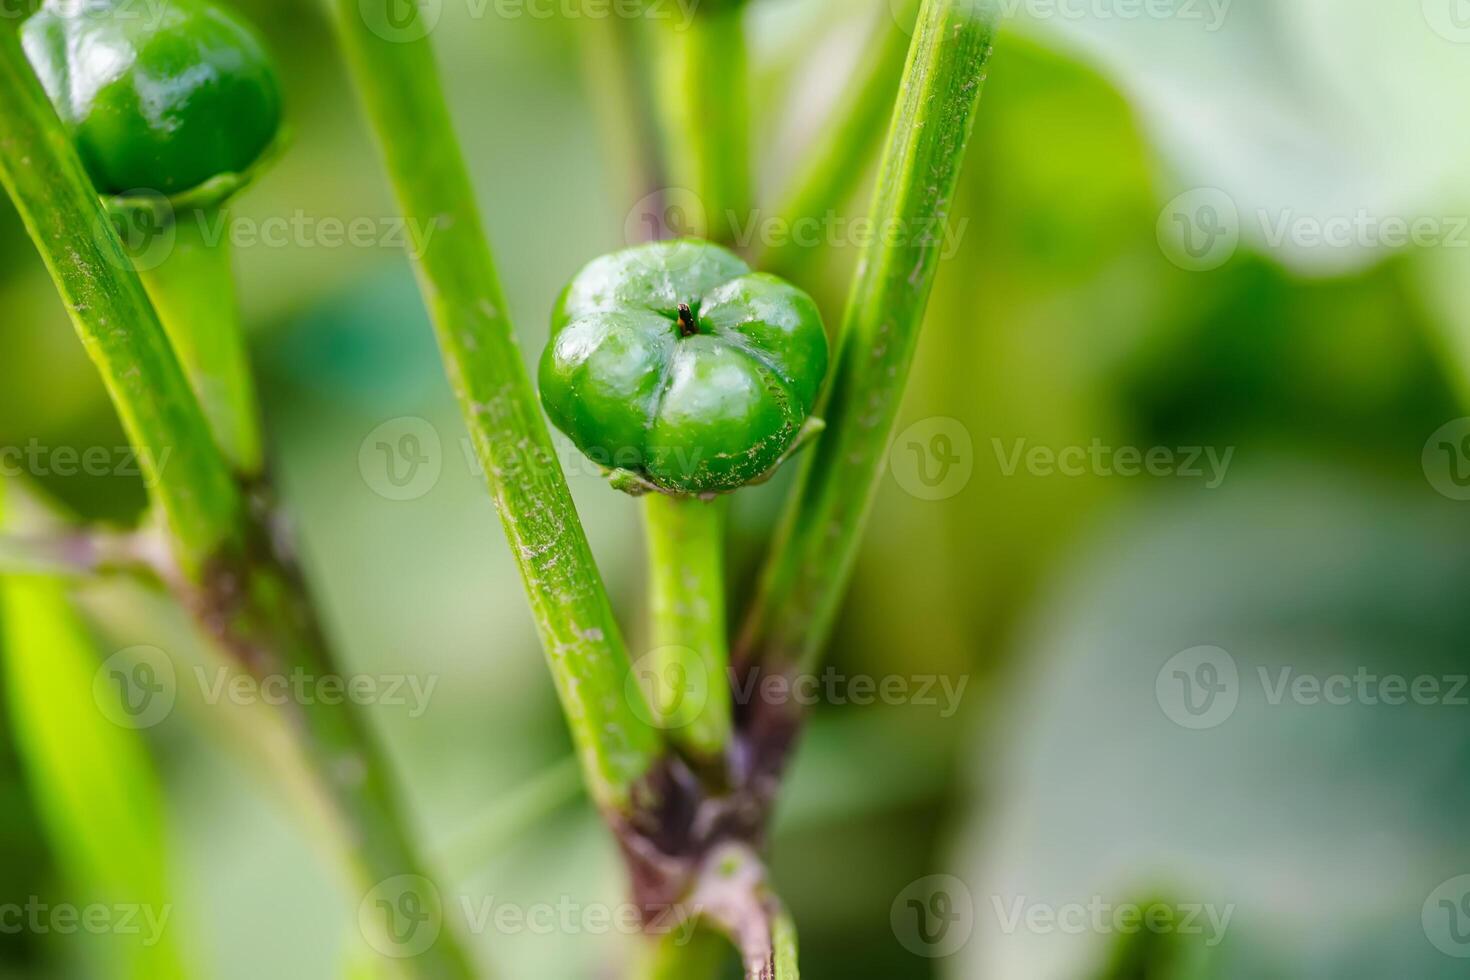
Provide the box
[327,0,665,813]
[643,494,733,763]
[759,0,921,285]
[577,5,665,210]
[1,31,480,978]
[690,844,800,980]
[653,2,751,242]
[0,26,239,579]
[199,535,482,979]
[738,0,1000,679]
[139,209,264,475]
[769,904,801,980]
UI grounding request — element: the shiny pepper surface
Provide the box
[23,0,282,202]
[540,240,829,495]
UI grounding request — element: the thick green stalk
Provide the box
[759,0,921,285]
[690,844,800,980]
[1,30,480,978]
[738,0,1000,677]
[327,0,664,812]
[577,5,665,211]
[0,27,239,578]
[139,210,264,475]
[643,494,733,762]
[770,905,800,979]
[201,540,482,979]
[639,0,749,771]
[653,2,751,243]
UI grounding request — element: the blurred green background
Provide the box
[4,0,1470,976]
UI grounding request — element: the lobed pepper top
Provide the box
[540,240,829,495]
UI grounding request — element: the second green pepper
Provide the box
[540,240,829,495]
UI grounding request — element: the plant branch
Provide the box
[138,209,265,476]
[0,26,240,580]
[0,527,166,579]
[653,1,751,243]
[758,0,921,286]
[2,28,482,978]
[190,507,483,978]
[577,3,667,213]
[327,0,666,813]
[690,844,799,980]
[734,0,1000,780]
[643,494,733,764]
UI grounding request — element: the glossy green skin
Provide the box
[22,0,282,200]
[541,241,828,495]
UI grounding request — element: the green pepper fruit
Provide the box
[540,240,829,495]
[22,0,283,207]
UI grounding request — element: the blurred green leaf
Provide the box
[0,484,186,979]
